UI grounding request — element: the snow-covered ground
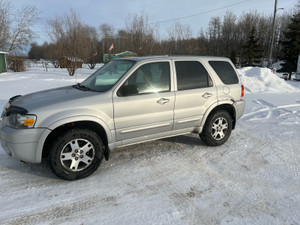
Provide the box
[0,64,300,225]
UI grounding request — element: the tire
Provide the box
[49,128,104,180]
[200,110,232,146]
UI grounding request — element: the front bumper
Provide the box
[0,117,47,163]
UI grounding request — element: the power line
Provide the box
[34,0,253,42]
[149,0,252,25]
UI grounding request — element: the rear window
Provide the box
[209,61,239,84]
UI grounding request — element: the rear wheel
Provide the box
[200,110,232,146]
[49,128,103,180]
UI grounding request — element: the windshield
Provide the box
[80,60,136,92]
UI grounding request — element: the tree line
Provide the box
[1,0,300,75]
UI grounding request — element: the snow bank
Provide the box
[238,67,300,93]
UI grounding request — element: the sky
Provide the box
[9,0,299,44]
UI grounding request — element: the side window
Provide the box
[175,61,213,91]
[209,61,239,84]
[118,62,170,96]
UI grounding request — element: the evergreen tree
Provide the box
[279,12,300,79]
[242,26,262,66]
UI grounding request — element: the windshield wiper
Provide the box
[73,83,91,91]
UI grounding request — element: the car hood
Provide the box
[10,86,101,112]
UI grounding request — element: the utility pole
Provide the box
[268,0,283,68]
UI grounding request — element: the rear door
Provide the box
[173,60,218,132]
[113,61,175,141]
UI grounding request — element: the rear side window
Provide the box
[209,61,239,84]
[175,61,213,91]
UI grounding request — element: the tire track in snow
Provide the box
[1,193,117,225]
[234,127,300,223]
[175,129,300,224]
[241,99,300,130]
[138,134,292,224]
[243,99,300,119]
[137,141,208,225]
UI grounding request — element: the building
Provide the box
[0,51,8,73]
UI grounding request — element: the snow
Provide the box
[0,64,300,225]
[239,67,300,93]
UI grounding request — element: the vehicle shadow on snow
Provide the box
[0,153,58,180]
[0,134,205,180]
[110,134,206,163]
[161,134,205,146]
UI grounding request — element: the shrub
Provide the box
[7,56,26,72]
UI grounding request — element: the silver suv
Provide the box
[0,56,245,180]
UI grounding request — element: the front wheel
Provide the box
[49,128,104,180]
[200,110,232,146]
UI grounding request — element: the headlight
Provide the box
[7,114,37,129]
[1,102,10,118]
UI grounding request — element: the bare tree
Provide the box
[221,11,237,57]
[0,0,10,50]
[197,29,210,55]
[125,13,158,55]
[41,4,297,68]
[115,29,131,52]
[207,16,222,55]
[0,0,38,53]
[48,10,99,75]
[167,22,192,55]
[79,25,99,69]
[276,12,292,59]
[48,10,80,75]
[8,4,39,52]
[208,17,221,40]
[99,23,115,38]
[99,23,115,55]
[296,0,300,13]
[45,43,62,67]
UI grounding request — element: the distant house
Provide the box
[59,57,83,68]
[0,51,8,73]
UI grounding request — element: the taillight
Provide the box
[241,84,245,98]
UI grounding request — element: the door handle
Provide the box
[202,92,213,99]
[157,98,170,105]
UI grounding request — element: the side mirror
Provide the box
[118,84,139,97]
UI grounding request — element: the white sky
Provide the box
[10,0,299,44]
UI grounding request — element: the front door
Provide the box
[113,61,174,142]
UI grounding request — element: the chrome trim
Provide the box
[120,123,171,134]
